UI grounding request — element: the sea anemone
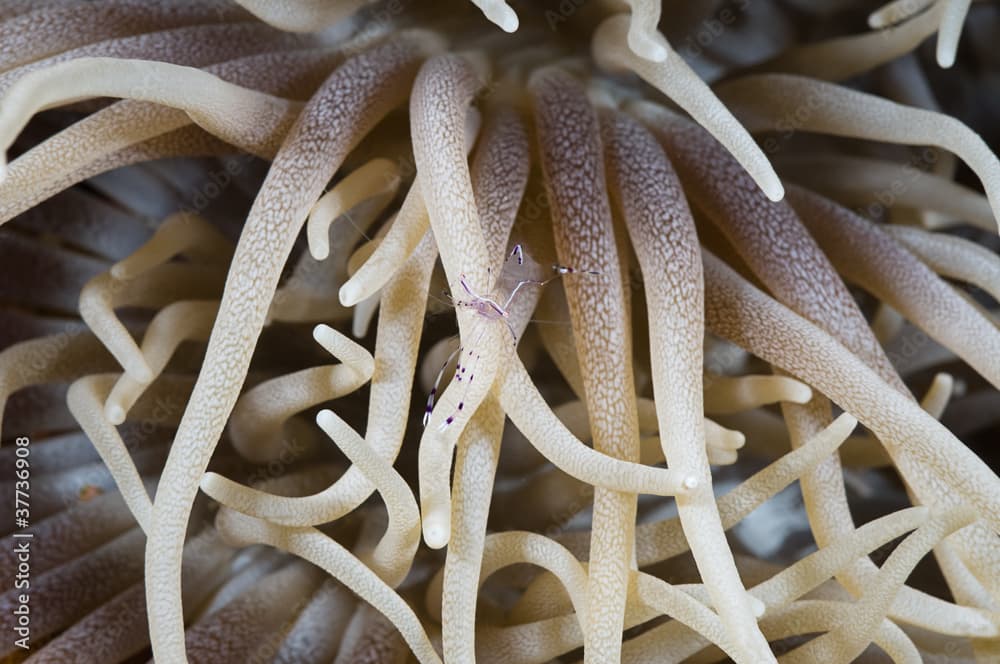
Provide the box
[1,0,1000,662]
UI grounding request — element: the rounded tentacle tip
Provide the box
[731,431,747,450]
[763,177,785,202]
[339,280,362,307]
[316,407,338,431]
[312,323,335,346]
[105,402,126,426]
[835,412,859,431]
[933,372,954,391]
[127,360,155,386]
[629,30,669,63]
[936,46,956,70]
[682,475,699,491]
[867,13,887,30]
[487,4,519,33]
[308,239,330,262]
[199,471,228,497]
[109,262,129,280]
[306,210,331,261]
[422,515,450,550]
[788,382,813,405]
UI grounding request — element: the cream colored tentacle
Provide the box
[790,187,1000,390]
[620,0,668,61]
[716,74,1000,227]
[145,33,442,663]
[886,225,1000,304]
[0,331,116,439]
[227,324,373,463]
[760,2,944,81]
[198,230,438,526]
[790,187,1000,599]
[0,57,304,173]
[604,109,772,664]
[442,107,530,664]
[306,157,401,260]
[531,67,704,664]
[773,153,994,232]
[869,0,935,27]
[702,252,1000,539]
[111,212,232,279]
[0,48,344,224]
[632,101,996,641]
[314,409,419,588]
[338,180,429,306]
[500,358,695,495]
[230,0,369,32]
[530,65,638,664]
[66,374,154,532]
[785,506,977,663]
[0,21,305,96]
[593,14,782,202]
[103,301,218,425]
[79,264,225,383]
[0,126,235,225]
[703,374,811,414]
[410,53,502,548]
[214,508,442,664]
[469,0,519,32]
[633,101,905,388]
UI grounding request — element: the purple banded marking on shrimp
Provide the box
[423,344,464,427]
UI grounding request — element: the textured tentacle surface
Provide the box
[3,3,1000,663]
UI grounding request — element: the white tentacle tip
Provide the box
[487,4,519,32]
[307,229,330,261]
[788,383,813,405]
[423,515,450,549]
[763,178,785,202]
[867,12,888,29]
[127,361,154,385]
[630,31,669,63]
[682,475,699,491]
[199,471,227,496]
[316,408,338,431]
[936,47,956,70]
[339,280,362,307]
[309,244,330,262]
[312,323,335,346]
[105,402,126,426]
[833,413,859,432]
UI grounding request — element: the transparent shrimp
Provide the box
[423,243,598,430]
